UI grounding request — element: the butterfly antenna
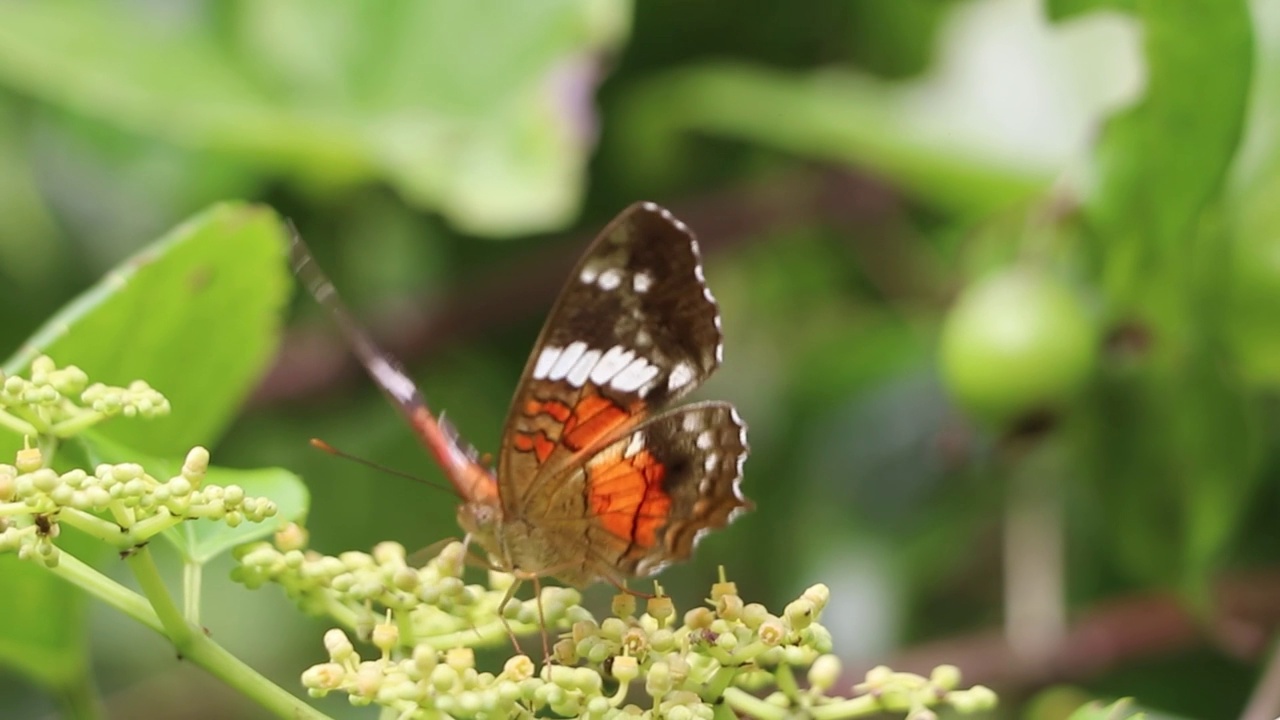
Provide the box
[308,438,457,497]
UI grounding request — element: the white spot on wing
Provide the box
[696,431,713,450]
[533,346,560,379]
[566,348,602,388]
[635,329,652,347]
[703,453,718,473]
[633,272,652,293]
[580,265,600,284]
[548,341,587,381]
[682,413,702,432]
[590,346,635,384]
[668,362,696,391]
[598,268,622,291]
[624,433,645,458]
[369,357,416,403]
[612,358,659,393]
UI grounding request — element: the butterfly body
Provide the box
[290,202,751,589]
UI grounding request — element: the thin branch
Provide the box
[850,569,1280,691]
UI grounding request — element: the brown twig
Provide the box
[849,569,1280,691]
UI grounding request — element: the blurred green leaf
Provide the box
[1047,0,1136,21]
[0,0,631,234]
[3,202,289,458]
[618,63,1049,216]
[1083,0,1251,254]
[1067,697,1144,720]
[0,102,59,291]
[1082,349,1260,591]
[0,550,92,690]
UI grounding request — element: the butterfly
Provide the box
[288,202,751,594]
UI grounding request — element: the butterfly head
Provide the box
[455,498,507,567]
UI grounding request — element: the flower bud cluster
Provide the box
[0,445,277,565]
[0,356,170,435]
[854,664,998,718]
[233,535,583,647]
[245,534,997,719]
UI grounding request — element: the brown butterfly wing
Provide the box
[574,401,751,579]
[497,202,727,515]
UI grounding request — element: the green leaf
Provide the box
[1046,0,1135,22]
[1067,698,1144,720]
[3,202,290,458]
[616,63,1050,216]
[1083,0,1252,252]
[0,552,91,690]
[0,0,631,235]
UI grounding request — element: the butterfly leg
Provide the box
[494,576,526,656]
[531,573,552,663]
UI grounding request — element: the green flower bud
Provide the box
[275,522,308,552]
[758,619,786,647]
[324,629,355,661]
[372,541,406,566]
[301,662,346,691]
[784,599,815,630]
[572,619,598,645]
[650,628,675,653]
[808,654,841,692]
[586,641,610,664]
[445,647,475,672]
[600,617,628,640]
[685,606,715,630]
[222,484,245,506]
[16,447,42,474]
[930,664,961,691]
[413,645,438,675]
[354,662,382,697]
[430,664,458,692]
[573,667,602,693]
[715,631,738,651]
[710,577,738,599]
[645,661,672,697]
[372,619,399,653]
[612,592,638,618]
[948,685,998,713]
[647,595,675,624]
[802,583,830,613]
[611,655,640,683]
[716,593,744,622]
[502,654,535,681]
[741,603,769,629]
[586,695,611,717]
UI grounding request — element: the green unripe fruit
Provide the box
[940,269,1095,425]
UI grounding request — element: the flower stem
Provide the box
[183,560,202,625]
[50,410,108,438]
[51,550,162,632]
[722,687,787,720]
[0,408,38,437]
[808,695,883,719]
[123,546,333,719]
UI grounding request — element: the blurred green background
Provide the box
[2,0,1279,718]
